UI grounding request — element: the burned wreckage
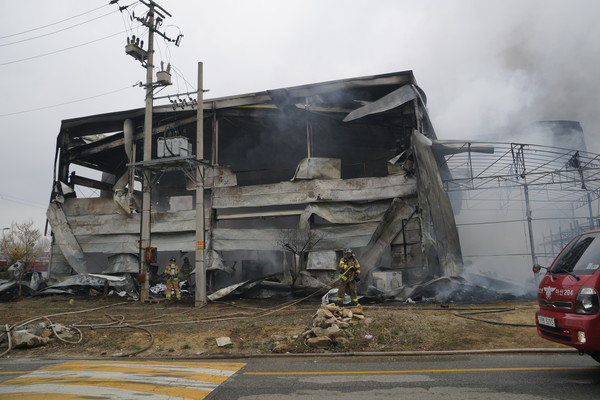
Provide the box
[46,70,466,302]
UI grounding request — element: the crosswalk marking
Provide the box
[0,360,246,400]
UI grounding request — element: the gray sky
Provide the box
[1,0,599,234]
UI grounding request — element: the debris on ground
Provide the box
[215,336,233,347]
[300,303,366,349]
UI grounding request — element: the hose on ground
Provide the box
[454,308,536,327]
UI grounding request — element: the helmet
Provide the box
[343,248,353,254]
[169,257,176,262]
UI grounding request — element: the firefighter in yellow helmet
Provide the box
[164,257,181,300]
[335,248,361,306]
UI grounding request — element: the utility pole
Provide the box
[195,62,206,307]
[139,3,156,303]
[124,0,182,302]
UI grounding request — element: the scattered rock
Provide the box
[216,336,233,347]
[272,343,292,353]
[303,303,369,348]
[306,336,331,348]
[11,331,49,349]
[13,322,47,337]
[315,309,334,319]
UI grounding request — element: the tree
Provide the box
[277,229,324,289]
[1,221,43,267]
[0,221,45,298]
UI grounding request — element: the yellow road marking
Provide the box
[0,371,29,375]
[0,393,113,400]
[4,376,210,400]
[245,366,599,375]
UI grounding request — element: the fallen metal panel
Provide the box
[359,198,418,271]
[41,274,135,293]
[48,251,71,275]
[212,175,417,209]
[46,202,89,274]
[343,84,417,122]
[412,131,463,277]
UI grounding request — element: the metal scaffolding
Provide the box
[435,140,600,274]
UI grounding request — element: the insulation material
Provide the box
[299,200,391,229]
[291,157,341,181]
[412,131,463,278]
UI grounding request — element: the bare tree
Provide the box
[1,221,44,298]
[277,229,324,289]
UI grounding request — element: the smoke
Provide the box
[421,0,600,152]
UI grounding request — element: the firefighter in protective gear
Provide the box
[164,257,181,300]
[335,248,361,306]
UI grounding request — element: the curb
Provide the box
[7,348,576,362]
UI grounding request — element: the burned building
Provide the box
[47,70,463,297]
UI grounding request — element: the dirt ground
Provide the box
[0,295,568,359]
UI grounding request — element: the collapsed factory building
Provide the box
[47,71,464,299]
[47,70,600,301]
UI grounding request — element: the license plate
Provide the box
[537,315,556,327]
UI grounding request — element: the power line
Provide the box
[0,4,109,40]
[0,29,130,67]
[0,10,119,47]
[0,85,136,117]
[0,194,46,210]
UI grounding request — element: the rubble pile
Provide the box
[300,303,366,349]
[1,321,77,352]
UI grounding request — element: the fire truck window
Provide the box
[552,233,600,274]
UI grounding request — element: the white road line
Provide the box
[25,370,219,391]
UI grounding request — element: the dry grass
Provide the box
[0,296,567,358]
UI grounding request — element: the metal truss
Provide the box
[437,141,600,211]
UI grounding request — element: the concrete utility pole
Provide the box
[139,5,156,303]
[195,62,206,307]
[124,0,186,302]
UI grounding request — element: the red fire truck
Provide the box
[534,230,600,363]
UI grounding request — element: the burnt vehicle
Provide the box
[534,230,600,362]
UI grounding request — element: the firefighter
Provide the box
[164,257,181,300]
[335,248,361,306]
[181,256,193,282]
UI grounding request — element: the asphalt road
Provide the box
[0,353,599,399]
